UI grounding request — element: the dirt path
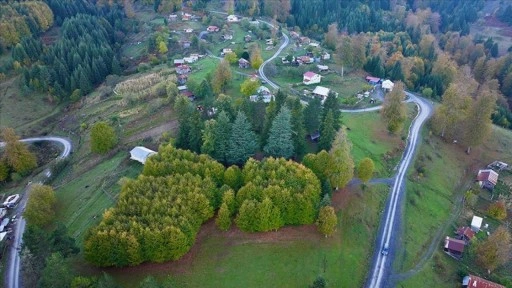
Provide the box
[123,120,178,144]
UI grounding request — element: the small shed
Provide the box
[476,169,499,190]
[130,147,157,164]
[382,79,394,92]
[443,236,465,258]
[471,216,483,232]
[244,35,252,42]
[456,226,475,244]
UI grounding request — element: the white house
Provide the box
[312,86,330,100]
[303,71,321,85]
[250,86,274,103]
[227,15,239,22]
[130,146,157,164]
[317,65,329,72]
[471,216,483,232]
[382,79,394,92]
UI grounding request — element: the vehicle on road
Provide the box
[381,245,389,256]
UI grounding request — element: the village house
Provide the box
[182,13,192,21]
[299,37,311,45]
[220,48,233,56]
[366,76,382,85]
[250,86,274,103]
[476,169,499,190]
[177,85,187,92]
[297,56,313,64]
[312,86,330,101]
[177,74,188,85]
[174,59,185,66]
[222,34,233,40]
[471,215,483,232]
[168,14,178,22]
[309,42,320,48]
[443,236,465,259]
[239,58,250,69]
[176,65,191,75]
[321,52,331,60]
[462,275,505,288]
[244,35,252,42]
[382,79,394,92]
[456,226,476,244]
[227,15,239,22]
[317,65,329,72]
[303,71,321,85]
[290,31,300,39]
[130,147,157,164]
[184,28,194,33]
[266,39,274,46]
[184,55,198,63]
[207,26,220,32]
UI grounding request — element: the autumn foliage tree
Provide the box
[212,60,232,94]
[357,157,375,183]
[250,45,264,70]
[487,201,507,220]
[381,81,406,134]
[24,184,57,228]
[476,226,511,273]
[1,128,37,175]
[240,78,260,96]
[317,206,337,237]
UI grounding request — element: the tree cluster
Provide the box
[0,127,37,180]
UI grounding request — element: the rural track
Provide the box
[1,136,72,288]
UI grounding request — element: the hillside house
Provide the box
[321,52,331,60]
[462,275,505,288]
[239,58,250,69]
[184,28,194,33]
[207,26,220,32]
[456,226,476,244]
[303,71,321,85]
[309,42,320,48]
[297,56,313,64]
[317,65,329,72]
[487,161,509,171]
[130,147,157,164]
[471,216,483,232]
[312,86,330,100]
[366,76,381,85]
[168,14,177,22]
[382,79,394,92]
[176,65,191,75]
[250,86,274,103]
[266,39,274,45]
[181,40,191,49]
[174,59,185,66]
[290,31,300,39]
[222,34,233,40]
[184,55,198,63]
[227,15,239,22]
[177,74,188,85]
[182,13,192,21]
[244,35,252,42]
[221,48,233,56]
[444,236,465,259]
[476,169,499,190]
[299,37,311,45]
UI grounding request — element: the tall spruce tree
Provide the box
[227,112,258,165]
[289,98,307,159]
[318,110,336,151]
[264,107,294,159]
[213,111,232,163]
[304,97,322,134]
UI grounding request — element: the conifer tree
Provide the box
[264,107,294,159]
[216,203,232,231]
[227,112,258,165]
[213,111,232,163]
[318,110,336,151]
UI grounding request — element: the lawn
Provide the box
[100,184,389,288]
[54,152,142,245]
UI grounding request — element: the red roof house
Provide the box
[462,275,505,288]
[456,226,475,243]
[303,71,321,85]
[444,236,465,258]
[207,26,220,32]
[476,169,499,190]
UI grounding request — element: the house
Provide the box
[297,56,313,64]
[303,71,321,85]
[220,48,232,56]
[239,58,250,69]
[174,59,185,66]
[317,65,329,72]
[299,37,311,45]
[227,15,239,22]
[244,35,252,42]
[182,13,192,21]
[266,39,274,45]
[476,169,499,190]
[257,86,272,95]
[168,14,178,21]
[366,76,381,85]
[443,236,465,258]
[184,55,198,63]
[487,161,509,171]
[177,74,188,85]
[207,26,220,32]
[250,94,273,103]
[176,65,191,75]
[456,226,476,244]
[181,40,191,48]
[321,52,331,60]
[184,28,194,33]
[462,275,505,288]
[312,86,330,100]
[129,147,157,164]
[382,79,394,92]
[222,34,233,40]
[309,42,320,48]
[177,85,187,92]
[471,216,483,232]
[290,31,300,39]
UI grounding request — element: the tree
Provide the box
[240,78,260,96]
[1,127,37,175]
[0,159,9,181]
[212,60,232,94]
[250,46,263,69]
[304,97,322,134]
[24,184,57,228]
[224,166,242,190]
[431,84,472,141]
[289,98,307,159]
[213,111,232,163]
[264,107,294,159]
[90,122,117,154]
[166,82,179,104]
[317,206,337,237]
[476,226,511,272]
[462,87,496,153]
[20,248,43,288]
[201,119,217,156]
[39,253,74,288]
[324,23,338,51]
[227,112,258,165]
[224,51,238,64]
[357,157,375,183]
[381,81,406,134]
[487,201,507,220]
[322,91,341,130]
[327,127,354,189]
[318,110,336,151]
[310,276,326,288]
[216,203,232,231]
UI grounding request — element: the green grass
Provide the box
[107,184,389,288]
[54,152,142,245]
[397,252,459,288]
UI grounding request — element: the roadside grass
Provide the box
[102,184,389,288]
[54,152,142,246]
[0,77,56,135]
[396,125,512,285]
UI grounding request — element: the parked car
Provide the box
[381,245,389,256]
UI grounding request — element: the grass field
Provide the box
[99,184,389,288]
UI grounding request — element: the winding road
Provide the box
[1,136,72,288]
[253,24,434,287]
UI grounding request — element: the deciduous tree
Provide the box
[381,81,406,134]
[240,78,260,96]
[476,226,511,272]
[250,46,263,70]
[357,157,375,183]
[327,127,354,189]
[1,127,37,175]
[317,206,337,237]
[90,122,117,154]
[24,184,57,228]
[39,253,73,288]
[487,201,507,220]
[212,60,232,94]
[463,87,496,153]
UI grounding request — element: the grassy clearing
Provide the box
[54,152,142,245]
[103,184,389,288]
[397,251,459,288]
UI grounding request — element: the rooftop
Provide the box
[463,275,505,288]
[477,169,499,185]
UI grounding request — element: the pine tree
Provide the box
[188,111,204,153]
[227,112,258,165]
[290,98,307,159]
[201,119,217,156]
[213,111,232,163]
[257,198,283,231]
[304,97,322,134]
[318,110,336,151]
[261,100,278,146]
[264,107,294,159]
[327,127,354,189]
[322,92,341,130]
[317,206,337,237]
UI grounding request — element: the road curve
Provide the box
[256,20,289,90]
[1,136,72,288]
[366,93,433,288]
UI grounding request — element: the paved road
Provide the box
[256,20,289,90]
[1,136,72,288]
[366,93,433,288]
